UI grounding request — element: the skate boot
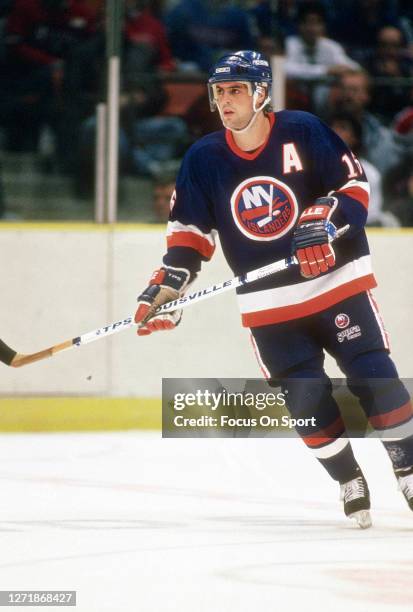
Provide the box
[340,473,372,529]
[395,466,413,511]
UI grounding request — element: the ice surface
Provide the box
[0,432,411,611]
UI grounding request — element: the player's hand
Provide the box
[134,266,191,336]
[292,197,338,278]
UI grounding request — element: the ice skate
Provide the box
[340,474,372,529]
[395,467,413,511]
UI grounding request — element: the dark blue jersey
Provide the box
[163,110,377,326]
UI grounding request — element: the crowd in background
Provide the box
[0,0,413,224]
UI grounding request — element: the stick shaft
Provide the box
[3,224,348,368]
[3,254,295,367]
[156,256,295,314]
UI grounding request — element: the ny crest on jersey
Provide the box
[230,176,298,241]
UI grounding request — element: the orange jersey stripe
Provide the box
[338,186,369,210]
[167,231,215,260]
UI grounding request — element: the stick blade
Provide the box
[0,339,17,366]
[8,339,76,368]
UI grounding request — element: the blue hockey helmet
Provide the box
[208,50,272,113]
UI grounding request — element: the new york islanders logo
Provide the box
[335,313,350,329]
[230,176,298,241]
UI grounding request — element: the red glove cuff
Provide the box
[299,204,332,222]
[299,196,337,224]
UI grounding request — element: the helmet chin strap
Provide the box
[218,91,271,134]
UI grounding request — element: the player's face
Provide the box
[214,82,256,130]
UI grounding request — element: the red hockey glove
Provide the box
[134,266,191,336]
[292,197,338,278]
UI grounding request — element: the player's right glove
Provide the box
[292,197,338,278]
[134,266,191,336]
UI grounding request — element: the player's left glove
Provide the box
[134,266,192,336]
[292,197,338,278]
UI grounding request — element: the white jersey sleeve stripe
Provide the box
[329,179,370,196]
[167,220,216,247]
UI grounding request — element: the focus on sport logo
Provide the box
[335,313,350,329]
[230,176,298,241]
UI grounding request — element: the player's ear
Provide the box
[257,84,267,106]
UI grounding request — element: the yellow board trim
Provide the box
[0,397,161,432]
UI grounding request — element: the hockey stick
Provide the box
[0,255,294,368]
[0,225,348,368]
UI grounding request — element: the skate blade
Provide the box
[349,510,372,529]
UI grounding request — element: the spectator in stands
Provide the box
[124,0,175,74]
[152,170,176,222]
[183,86,223,139]
[383,154,413,226]
[66,1,174,97]
[330,0,403,64]
[5,0,96,65]
[398,0,413,47]
[389,90,413,225]
[76,75,188,195]
[327,69,405,176]
[364,26,413,124]
[119,75,188,177]
[330,112,400,226]
[284,2,359,111]
[250,0,298,40]
[393,103,413,140]
[0,59,53,152]
[0,1,13,61]
[284,2,359,81]
[45,0,174,173]
[165,0,254,72]
[2,0,96,151]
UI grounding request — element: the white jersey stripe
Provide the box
[238,256,373,313]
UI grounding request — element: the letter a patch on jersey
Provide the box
[230,176,298,241]
[283,143,303,174]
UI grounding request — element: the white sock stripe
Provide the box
[308,435,349,459]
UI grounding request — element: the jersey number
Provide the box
[342,153,363,179]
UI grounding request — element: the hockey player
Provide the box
[134,50,413,528]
